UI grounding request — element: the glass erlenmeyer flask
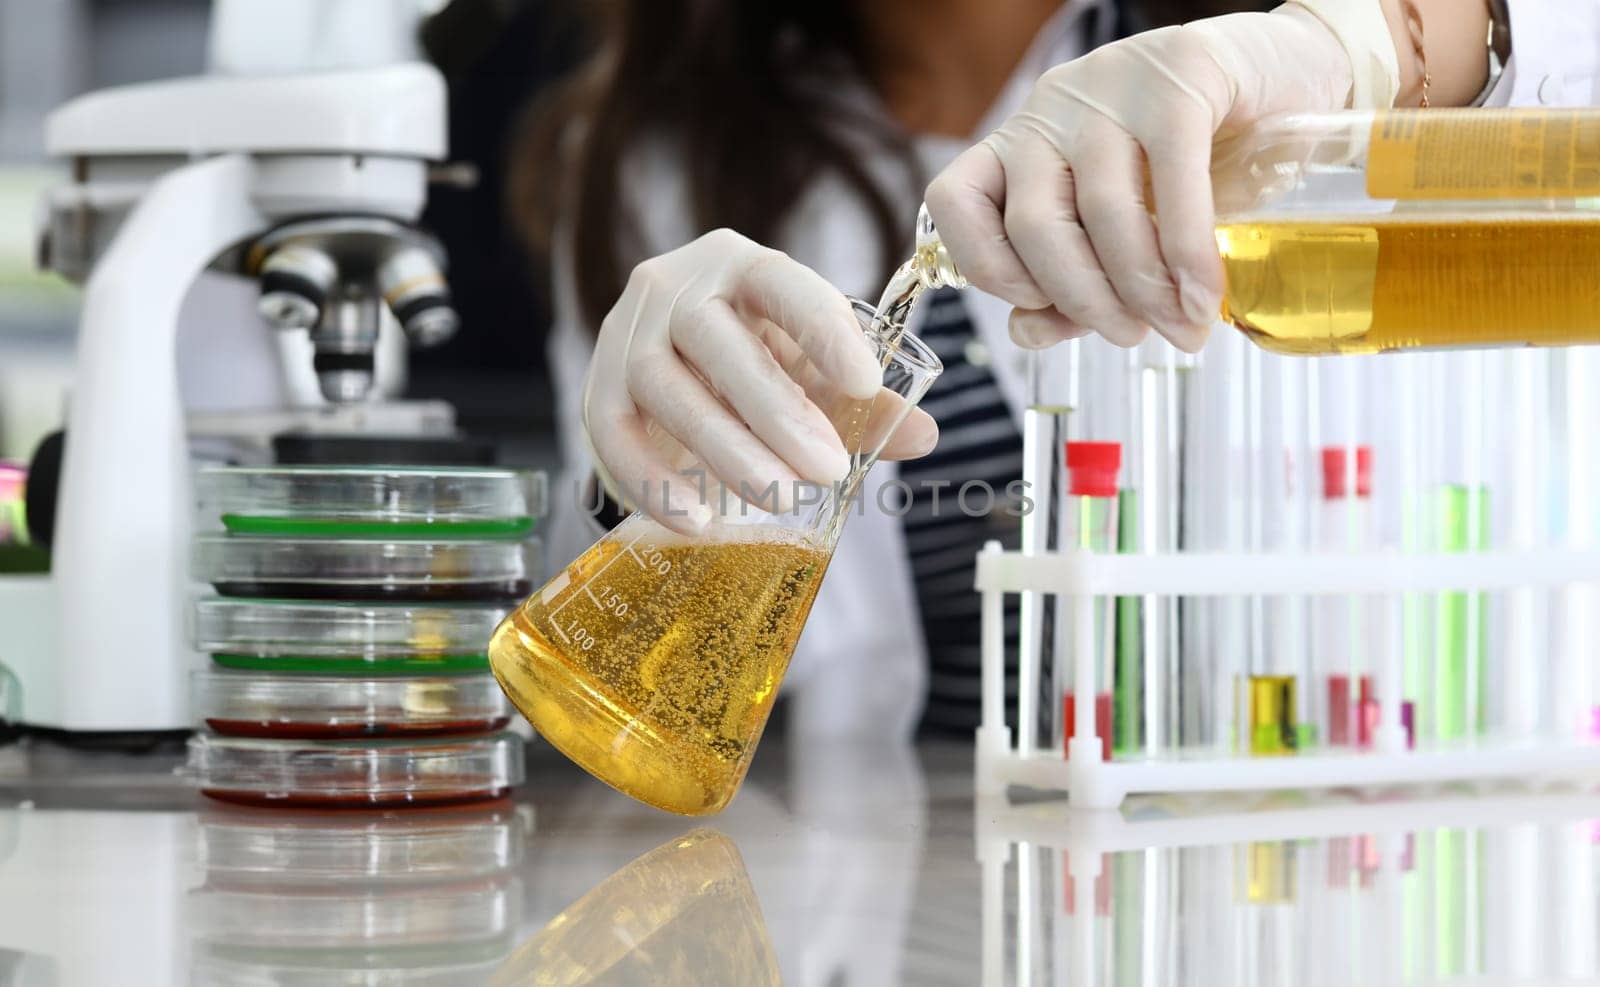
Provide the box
[489,301,942,815]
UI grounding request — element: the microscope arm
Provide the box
[45,154,266,730]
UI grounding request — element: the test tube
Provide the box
[1179,347,1216,754]
[1191,327,1251,757]
[1315,358,1352,746]
[1318,353,1417,751]
[1131,339,1187,757]
[1318,444,1371,746]
[1436,353,1490,742]
[1369,352,1428,748]
[1240,344,1265,755]
[1490,349,1548,740]
[1074,338,1139,758]
[1022,343,1079,755]
[1177,344,1226,755]
[1165,354,1194,752]
[1284,358,1315,748]
[1552,348,1598,745]
[1242,350,1304,756]
[1061,441,1121,761]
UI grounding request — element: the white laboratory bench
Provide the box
[0,734,1594,986]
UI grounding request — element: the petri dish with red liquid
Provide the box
[193,597,507,676]
[193,535,541,603]
[193,670,511,740]
[196,465,546,540]
[186,732,525,809]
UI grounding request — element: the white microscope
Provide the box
[0,1,465,738]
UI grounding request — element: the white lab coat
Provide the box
[545,0,1600,740]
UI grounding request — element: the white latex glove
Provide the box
[584,228,940,535]
[925,2,1400,353]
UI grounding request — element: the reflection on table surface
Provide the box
[496,829,780,986]
[985,789,1600,987]
[0,738,1594,985]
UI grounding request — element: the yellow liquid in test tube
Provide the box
[489,524,829,816]
[1217,215,1600,354]
[1246,674,1299,756]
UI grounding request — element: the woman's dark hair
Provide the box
[512,1,915,334]
[511,0,1275,334]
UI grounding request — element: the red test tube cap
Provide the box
[1065,441,1121,498]
[1321,445,1373,499]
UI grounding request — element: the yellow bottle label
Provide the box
[1366,109,1600,200]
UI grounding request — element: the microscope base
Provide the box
[0,574,192,735]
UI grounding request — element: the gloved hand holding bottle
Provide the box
[924,0,1493,353]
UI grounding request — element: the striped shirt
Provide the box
[899,289,1023,734]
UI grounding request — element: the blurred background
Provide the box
[0,0,582,469]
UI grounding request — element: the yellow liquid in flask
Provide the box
[1217,215,1600,354]
[489,520,829,815]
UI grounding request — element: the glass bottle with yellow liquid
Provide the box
[490,298,943,816]
[1214,108,1600,354]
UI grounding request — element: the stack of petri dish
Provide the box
[185,466,544,808]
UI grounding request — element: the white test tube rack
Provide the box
[974,545,1600,809]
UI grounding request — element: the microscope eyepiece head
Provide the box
[247,218,458,407]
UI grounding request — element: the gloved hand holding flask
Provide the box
[583,229,939,535]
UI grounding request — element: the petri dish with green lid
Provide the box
[195,466,547,539]
[193,535,542,603]
[193,598,507,676]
